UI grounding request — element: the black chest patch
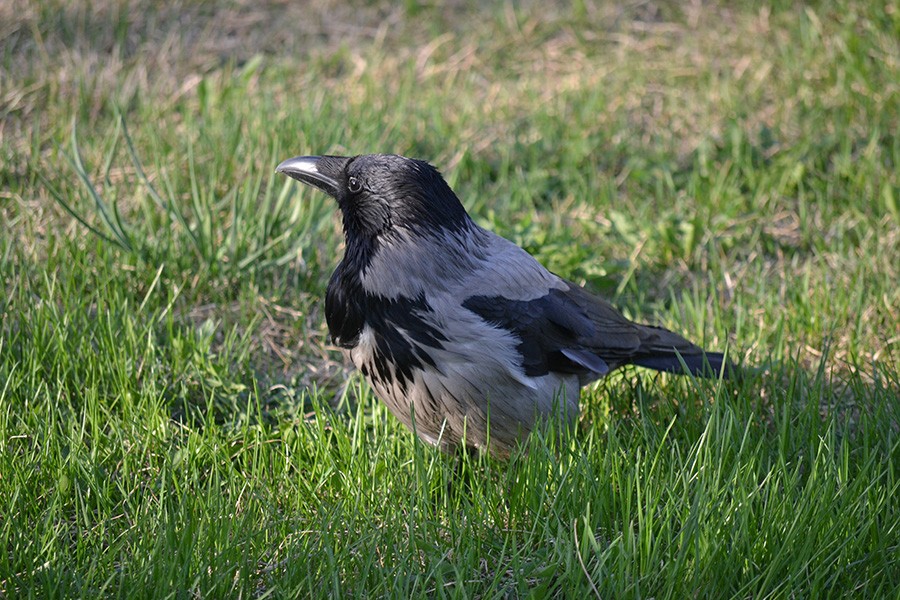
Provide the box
[362,294,447,392]
[326,265,447,393]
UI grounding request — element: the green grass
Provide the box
[2,0,899,597]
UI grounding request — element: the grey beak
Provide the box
[276,155,341,197]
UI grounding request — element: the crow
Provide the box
[277,154,729,457]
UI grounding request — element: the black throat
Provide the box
[324,235,372,348]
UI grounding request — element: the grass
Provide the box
[2,0,899,597]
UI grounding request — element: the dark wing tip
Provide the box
[632,351,736,379]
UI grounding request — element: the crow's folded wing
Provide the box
[461,277,720,379]
[461,280,643,378]
[458,232,726,379]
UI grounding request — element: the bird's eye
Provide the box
[348,177,362,193]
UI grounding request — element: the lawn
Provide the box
[2,0,899,597]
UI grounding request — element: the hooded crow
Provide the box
[277,153,729,457]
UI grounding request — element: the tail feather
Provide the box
[631,351,731,378]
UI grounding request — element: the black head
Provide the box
[276,154,471,242]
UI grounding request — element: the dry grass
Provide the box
[6,1,894,152]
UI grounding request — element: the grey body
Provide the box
[352,225,581,454]
[276,153,728,457]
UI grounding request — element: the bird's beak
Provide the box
[276,155,346,197]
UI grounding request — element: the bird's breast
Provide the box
[349,317,581,454]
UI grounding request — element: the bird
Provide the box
[276,153,729,458]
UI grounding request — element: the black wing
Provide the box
[463,281,726,379]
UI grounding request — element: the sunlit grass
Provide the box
[1,0,898,597]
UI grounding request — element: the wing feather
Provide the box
[459,231,724,379]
